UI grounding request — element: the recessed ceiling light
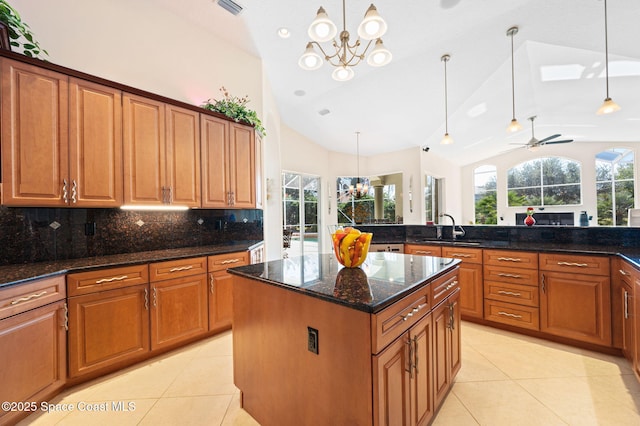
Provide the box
[294,90,306,96]
[277,27,290,38]
[318,109,331,116]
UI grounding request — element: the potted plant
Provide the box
[201,86,266,136]
[0,0,47,58]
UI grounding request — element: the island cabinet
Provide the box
[207,251,249,333]
[483,249,540,331]
[231,253,461,426]
[67,265,150,379]
[123,93,201,207]
[201,115,256,208]
[539,253,611,346]
[1,59,123,207]
[149,257,208,350]
[612,258,636,361]
[0,275,67,426]
[441,246,483,319]
[634,265,640,381]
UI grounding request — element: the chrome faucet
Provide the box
[440,213,466,240]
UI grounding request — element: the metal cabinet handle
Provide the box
[445,280,458,291]
[144,288,149,310]
[620,269,630,276]
[63,302,69,331]
[169,265,194,272]
[415,250,433,255]
[498,311,522,319]
[541,273,546,294]
[62,179,68,203]
[497,257,522,262]
[95,275,128,284]
[71,180,77,203]
[624,290,629,319]
[412,335,419,375]
[152,287,157,307]
[402,303,427,321]
[210,274,215,293]
[405,338,414,378]
[230,191,235,205]
[10,290,48,305]
[449,302,455,330]
[557,261,588,267]
[221,259,241,265]
[497,272,522,278]
[497,290,521,297]
[450,253,472,258]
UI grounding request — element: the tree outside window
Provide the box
[596,148,635,226]
[474,165,497,224]
[507,157,581,206]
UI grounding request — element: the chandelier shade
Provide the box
[299,1,391,81]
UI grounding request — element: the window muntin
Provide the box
[596,148,635,226]
[507,157,581,207]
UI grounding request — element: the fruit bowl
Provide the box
[330,226,373,268]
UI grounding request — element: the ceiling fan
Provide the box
[511,116,573,150]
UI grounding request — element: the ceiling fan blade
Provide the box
[538,134,561,143]
[542,139,573,145]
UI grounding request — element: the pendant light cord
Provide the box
[510,31,516,120]
[443,56,449,133]
[604,0,610,98]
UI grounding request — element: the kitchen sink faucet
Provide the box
[440,213,466,240]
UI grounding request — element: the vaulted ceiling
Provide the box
[157,0,640,166]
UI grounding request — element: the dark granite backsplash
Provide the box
[0,206,263,265]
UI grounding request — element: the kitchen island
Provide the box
[229,252,461,425]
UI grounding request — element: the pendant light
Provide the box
[348,132,369,198]
[597,0,621,115]
[506,26,522,132]
[440,54,453,145]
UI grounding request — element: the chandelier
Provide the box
[298,1,392,82]
[349,132,369,198]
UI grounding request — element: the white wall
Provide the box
[461,142,640,226]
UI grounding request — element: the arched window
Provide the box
[507,157,581,206]
[474,165,497,224]
[596,148,635,226]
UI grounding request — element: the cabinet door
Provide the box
[69,78,123,207]
[68,284,150,378]
[165,104,200,207]
[255,132,264,209]
[634,273,640,379]
[373,332,411,426]
[410,313,434,426]
[621,280,634,361]
[150,275,208,350]
[201,115,230,208]
[1,59,68,206]
[0,301,66,426]
[458,262,483,319]
[449,290,462,379]
[229,123,256,208]
[208,271,234,333]
[540,271,611,346]
[432,300,450,409]
[123,93,166,205]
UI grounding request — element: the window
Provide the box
[596,148,635,226]
[282,172,321,257]
[507,157,581,206]
[336,177,373,224]
[474,165,497,224]
[425,175,443,223]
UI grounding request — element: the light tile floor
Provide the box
[18,322,640,425]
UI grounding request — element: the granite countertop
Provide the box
[0,240,264,288]
[228,252,460,314]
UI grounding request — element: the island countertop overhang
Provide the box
[228,252,461,313]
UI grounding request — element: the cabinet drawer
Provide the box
[67,265,148,296]
[484,300,539,331]
[431,268,460,307]
[539,253,610,276]
[483,264,538,286]
[405,244,442,257]
[371,285,430,354]
[483,249,538,269]
[208,252,249,272]
[441,246,482,264]
[0,275,66,320]
[484,281,539,307]
[150,257,207,281]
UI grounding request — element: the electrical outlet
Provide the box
[84,222,96,236]
[307,327,319,355]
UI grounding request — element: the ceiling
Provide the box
[156,0,640,166]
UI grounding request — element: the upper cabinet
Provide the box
[1,59,123,207]
[123,93,200,207]
[201,115,256,209]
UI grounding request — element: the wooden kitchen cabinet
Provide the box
[0,275,67,426]
[123,93,200,207]
[208,251,249,333]
[149,257,208,350]
[432,289,461,409]
[201,115,256,208]
[442,246,483,319]
[612,258,635,361]
[539,253,611,346]
[483,249,540,331]
[1,59,124,207]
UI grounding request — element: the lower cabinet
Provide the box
[208,251,249,332]
[433,289,461,409]
[0,276,67,426]
[633,269,640,380]
[441,246,482,319]
[612,258,635,361]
